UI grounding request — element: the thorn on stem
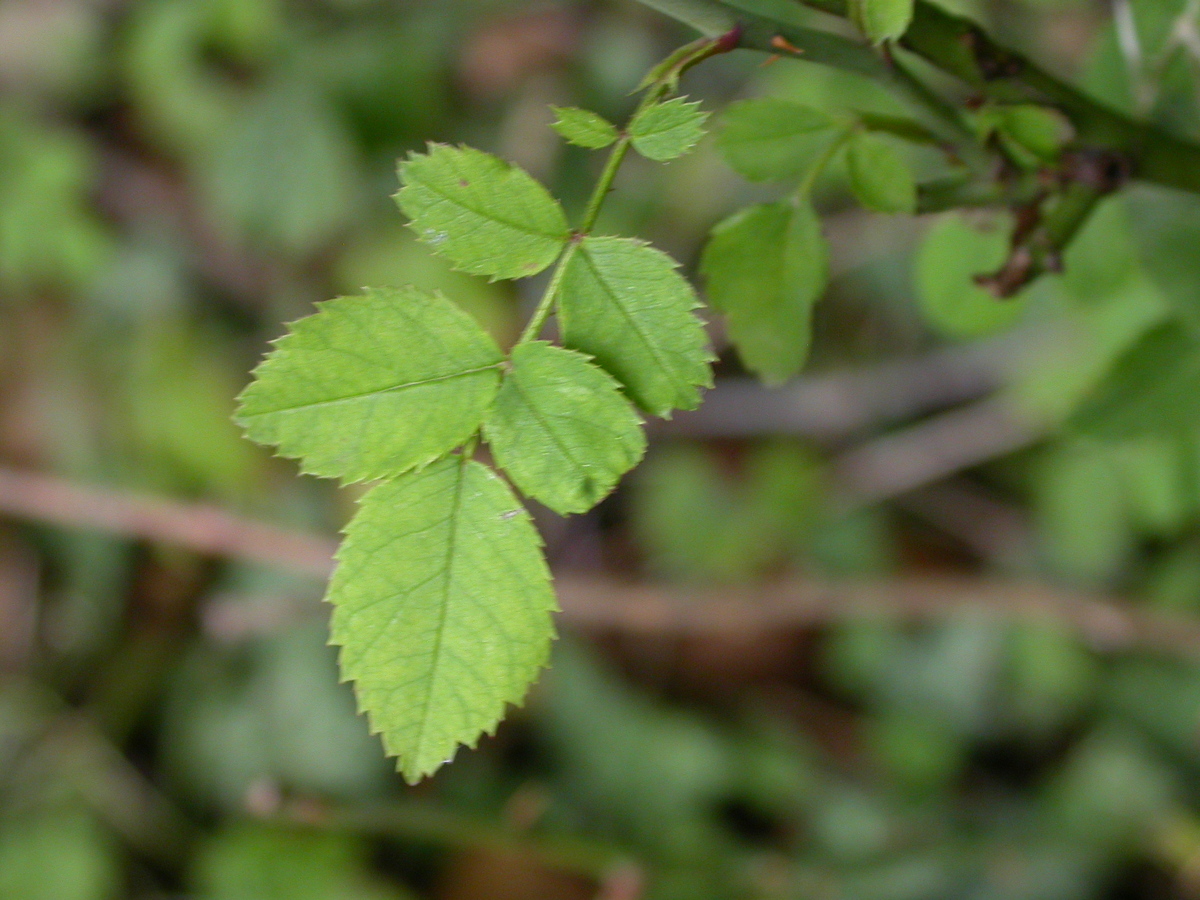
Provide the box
[770,35,805,55]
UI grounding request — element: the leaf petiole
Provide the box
[796,126,856,200]
[517,242,578,345]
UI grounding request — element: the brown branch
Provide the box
[659,332,1031,441]
[0,466,1197,655]
[560,576,1200,655]
[0,467,337,578]
[830,396,1052,509]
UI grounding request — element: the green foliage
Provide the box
[916,214,1029,338]
[849,0,915,44]
[161,623,389,808]
[484,342,646,515]
[994,104,1073,164]
[1035,440,1132,585]
[628,97,709,160]
[845,131,917,214]
[701,200,828,384]
[225,0,1200,803]
[329,457,555,783]
[558,236,713,417]
[633,443,821,582]
[1077,322,1200,437]
[715,98,834,182]
[0,810,118,900]
[201,82,360,257]
[194,826,406,900]
[236,287,503,484]
[0,111,113,294]
[395,144,569,280]
[234,52,725,779]
[551,107,618,149]
[21,0,1200,894]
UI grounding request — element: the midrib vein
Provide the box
[580,249,680,384]
[414,457,468,767]
[414,178,563,240]
[246,364,500,416]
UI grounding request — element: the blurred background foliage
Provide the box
[5,0,1200,897]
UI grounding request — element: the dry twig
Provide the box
[0,466,1196,654]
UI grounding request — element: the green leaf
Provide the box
[997,105,1073,163]
[558,236,714,417]
[329,456,555,783]
[0,811,118,900]
[629,97,708,161]
[195,826,407,900]
[551,107,618,149]
[1076,322,1200,437]
[236,286,503,483]
[201,82,360,258]
[850,0,914,44]
[845,131,917,214]
[916,214,1028,338]
[715,99,835,182]
[484,341,646,515]
[701,201,828,385]
[395,144,569,281]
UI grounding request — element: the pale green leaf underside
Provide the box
[701,201,829,385]
[629,97,709,161]
[329,456,556,783]
[846,132,917,214]
[395,144,569,281]
[236,286,503,483]
[850,0,914,43]
[484,342,646,515]
[551,107,618,149]
[558,236,714,417]
[715,99,836,183]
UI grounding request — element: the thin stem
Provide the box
[579,138,635,235]
[887,48,976,144]
[796,127,855,199]
[630,0,1200,195]
[516,31,737,345]
[515,124,640,345]
[516,243,577,344]
[579,73,679,234]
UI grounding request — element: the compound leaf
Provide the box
[846,131,917,214]
[559,236,714,417]
[395,144,569,281]
[629,97,708,161]
[701,201,828,385]
[237,286,503,482]
[329,456,556,783]
[715,99,836,182]
[485,341,646,515]
[551,107,618,149]
[850,0,914,44]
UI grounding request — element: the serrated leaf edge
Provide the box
[234,288,504,484]
[393,143,570,283]
[327,456,559,783]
